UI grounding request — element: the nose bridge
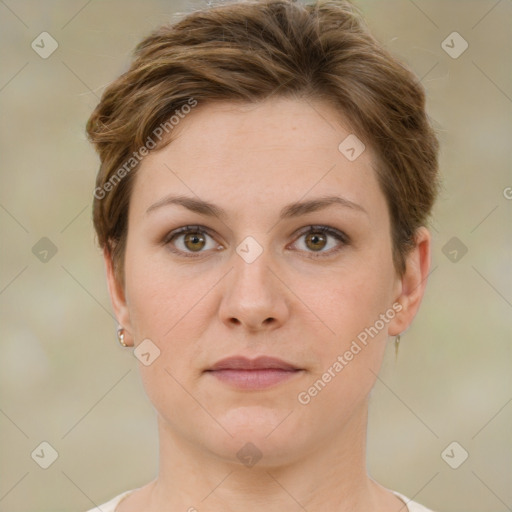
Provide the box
[231,240,276,302]
[219,236,288,329]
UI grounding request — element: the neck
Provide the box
[145,398,386,512]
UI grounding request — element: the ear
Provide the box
[103,247,134,346]
[388,226,431,336]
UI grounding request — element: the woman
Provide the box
[85,0,440,510]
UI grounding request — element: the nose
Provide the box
[218,248,290,333]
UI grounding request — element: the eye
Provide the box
[164,224,349,259]
[164,225,222,257]
[290,225,349,258]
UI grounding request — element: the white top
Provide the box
[84,488,436,511]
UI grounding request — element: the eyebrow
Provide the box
[145,194,368,219]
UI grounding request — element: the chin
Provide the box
[201,408,310,466]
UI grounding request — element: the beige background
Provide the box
[1,0,511,511]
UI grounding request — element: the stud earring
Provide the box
[117,327,128,347]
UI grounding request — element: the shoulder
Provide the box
[393,490,438,512]
[83,488,436,512]
[83,489,135,512]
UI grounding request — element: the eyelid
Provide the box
[163,224,216,245]
[292,225,349,244]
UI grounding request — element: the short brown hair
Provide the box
[86,0,440,285]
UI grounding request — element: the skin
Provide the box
[105,96,431,512]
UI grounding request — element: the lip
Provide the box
[207,355,301,371]
[206,368,303,390]
[205,356,304,390]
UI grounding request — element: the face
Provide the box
[106,96,430,466]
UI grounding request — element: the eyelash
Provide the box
[163,224,349,259]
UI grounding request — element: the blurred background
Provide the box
[0,0,511,511]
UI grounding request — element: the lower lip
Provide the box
[206,369,303,390]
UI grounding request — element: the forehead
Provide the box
[130,97,386,220]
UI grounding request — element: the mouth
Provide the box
[204,355,304,390]
[206,355,301,372]
[205,368,303,390]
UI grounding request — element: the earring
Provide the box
[117,327,128,347]
[395,334,401,361]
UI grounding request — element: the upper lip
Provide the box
[207,356,301,371]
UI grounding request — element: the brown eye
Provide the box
[165,225,220,257]
[292,225,349,258]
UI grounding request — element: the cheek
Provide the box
[313,255,395,386]
[300,277,392,420]
[123,239,193,334]
[323,260,394,337]
[123,245,217,388]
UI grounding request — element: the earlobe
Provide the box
[103,247,134,346]
[388,227,432,336]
